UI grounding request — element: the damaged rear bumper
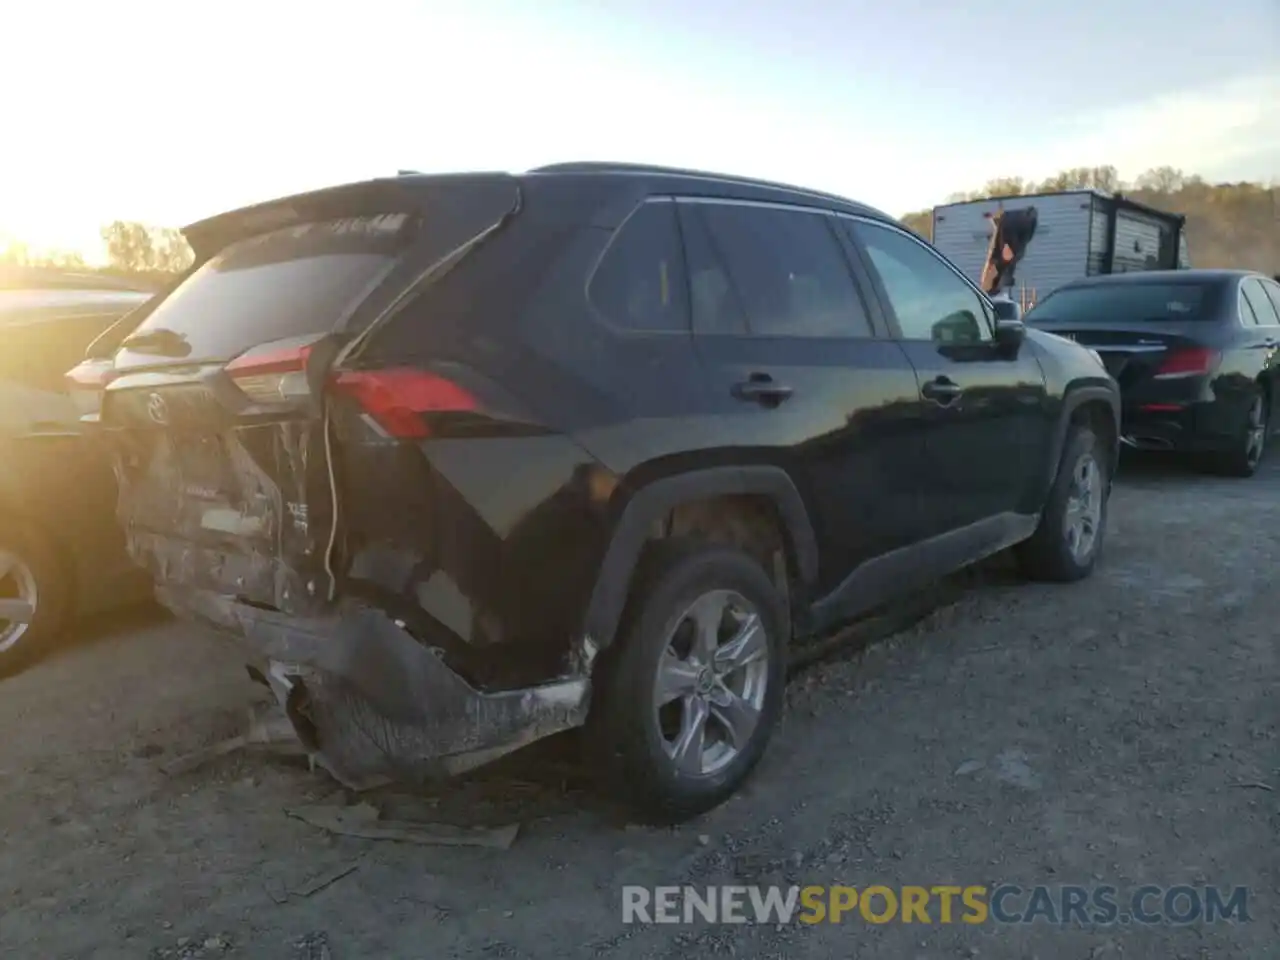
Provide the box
[158,586,595,789]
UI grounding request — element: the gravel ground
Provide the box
[0,453,1276,959]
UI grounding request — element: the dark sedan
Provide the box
[1025,270,1280,476]
[0,270,157,675]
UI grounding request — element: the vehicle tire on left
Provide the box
[0,522,71,678]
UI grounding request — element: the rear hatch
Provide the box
[1026,280,1226,391]
[96,175,521,616]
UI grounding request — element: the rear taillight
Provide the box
[225,342,316,405]
[224,337,479,437]
[330,369,479,439]
[1154,347,1218,379]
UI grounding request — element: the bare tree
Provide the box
[1036,166,1121,193]
[100,221,192,274]
[1134,166,1187,194]
[101,221,156,273]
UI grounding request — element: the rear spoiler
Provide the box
[181,173,520,261]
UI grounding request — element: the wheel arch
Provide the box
[581,465,819,650]
[1047,384,1121,486]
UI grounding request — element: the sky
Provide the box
[2,0,1277,260]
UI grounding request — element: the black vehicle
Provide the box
[86,163,1119,821]
[1024,270,1280,476]
[0,270,156,675]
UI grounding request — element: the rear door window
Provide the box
[115,215,414,366]
[1242,279,1280,326]
[682,202,873,338]
[588,200,690,333]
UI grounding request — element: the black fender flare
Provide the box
[581,465,819,650]
[1047,384,1121,483]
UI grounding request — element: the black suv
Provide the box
[88,163,1119,821]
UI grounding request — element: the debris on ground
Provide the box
[148,932,233,959]
[285,799,520,849]
[293,931,332,960]
[293,858,364,898]
[158,705,302,776]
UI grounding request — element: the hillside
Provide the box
[901,166,1278,274]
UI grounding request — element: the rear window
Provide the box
[117,215,414,364]
[1027,283,1214,324]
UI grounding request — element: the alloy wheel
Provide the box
[1062,453,1103,562]
[1245,396,1267,468]
[652,589,770,777]
[0,550,38,654]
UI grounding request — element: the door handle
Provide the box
[921,376,962,405]
[732,373,794,407]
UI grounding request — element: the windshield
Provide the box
[115,214,414,365]
[1026,282,1214,324]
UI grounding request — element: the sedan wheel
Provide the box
[1214,390,1270,477]
[1244,395,1267,469]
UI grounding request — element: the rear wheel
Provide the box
[1017,423,1109,582]
[0,524,71,678]
[1211,389,1268,478]
[586,540,787,824]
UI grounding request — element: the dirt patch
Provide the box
[1,453,1276,959]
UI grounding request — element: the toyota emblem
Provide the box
[146,393,169,424]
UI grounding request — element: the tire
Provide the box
[585,539,788,824]
[1210,388,1268,478]
[0,522,71,679]
[1016,423,1109,583]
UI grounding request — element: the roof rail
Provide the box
[529,161,858,207]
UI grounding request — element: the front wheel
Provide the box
[586,540,788,824]
[1017,424,1109,582]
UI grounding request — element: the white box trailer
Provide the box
[931,190,1190,304]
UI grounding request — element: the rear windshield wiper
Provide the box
[119,327,192,357]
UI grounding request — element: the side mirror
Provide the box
[993,318,1026,355]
